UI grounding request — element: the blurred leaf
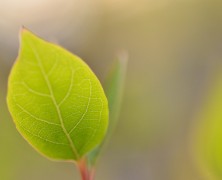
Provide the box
[7,28,108,161]
[87,51,128,166]
[193,71,222,179]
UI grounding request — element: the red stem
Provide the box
[89,168,95,180]
[77,158,95,180]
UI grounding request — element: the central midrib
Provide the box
[30,43,79,159]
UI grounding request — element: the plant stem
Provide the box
[77,158,95,180]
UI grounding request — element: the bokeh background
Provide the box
[1,0,222,179]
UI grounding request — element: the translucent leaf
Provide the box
[7,29,109,161]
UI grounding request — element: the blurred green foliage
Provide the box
[193,70,222,179]
[88,53,127,166]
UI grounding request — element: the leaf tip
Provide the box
[117,49,129,65]
[19,26,36,38]
[20,25,28,34]
[19,26,29,42]
[19,26,38,46]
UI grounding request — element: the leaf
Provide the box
[87,52,128,166]
[192,71,222,179]
[7,28,109,161]
[104,52,127,136]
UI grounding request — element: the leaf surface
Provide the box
[7,29,108,161]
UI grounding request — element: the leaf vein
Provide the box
[16,103,61,126]
[29,42,80,159]
[58,69,74,106]
[69,79,92,134]
[18,122,69,145]
[20,82,51,97]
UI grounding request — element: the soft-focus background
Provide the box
[1,0,222,179]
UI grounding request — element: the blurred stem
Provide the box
[77,158,95,180]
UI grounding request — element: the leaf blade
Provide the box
[7,28,109,161]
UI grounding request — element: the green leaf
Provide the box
[104,52,127,136]
[193,71,222,179]
[7,28,109,161]
[87,52,128,166]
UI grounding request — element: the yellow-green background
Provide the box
[1,0,222,179]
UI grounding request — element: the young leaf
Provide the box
[7,28,109,161]
[87,52,128,166]
[192,70,222,179]
[104,52,128,137]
